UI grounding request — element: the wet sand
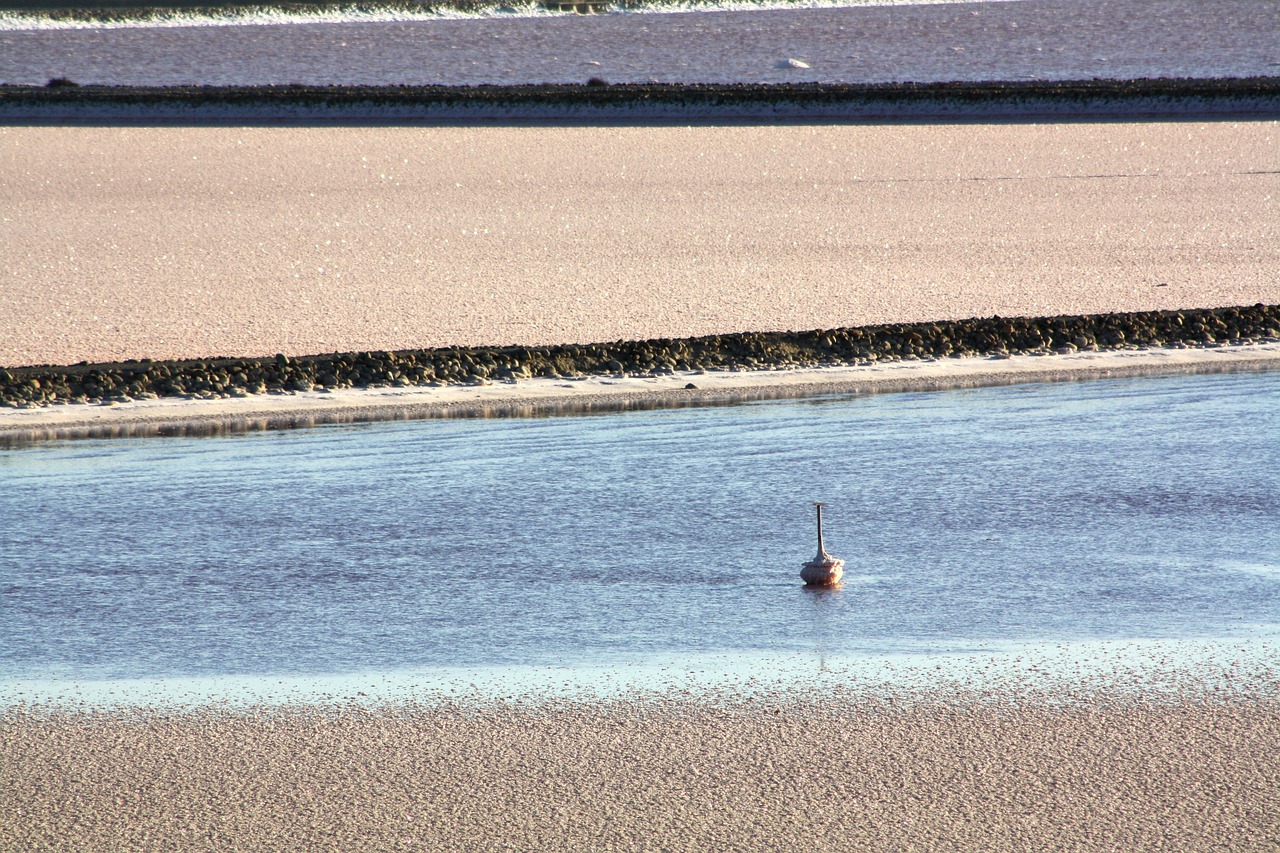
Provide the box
[4,694,1278,852]
[4,120,1278,368]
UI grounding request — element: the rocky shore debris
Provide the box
[542,0,610,12]
[3,77,1278,121]
[2,305,1278,409]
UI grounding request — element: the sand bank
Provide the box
[4,694,1278,852]
[3,342,1277,442]
[3,120,1278,368]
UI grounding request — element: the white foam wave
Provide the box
[0,0,1014,32]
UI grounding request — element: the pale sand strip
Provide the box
[3,342,1279,441]
[4,697,1278,851]
[3,121,1278,368]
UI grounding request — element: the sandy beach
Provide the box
[4,120,1278,368]
[4,692,1279,852]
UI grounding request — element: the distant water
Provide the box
[2,0,1278,87]
[2,372,1278,705]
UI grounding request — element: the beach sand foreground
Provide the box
[3,696,1278,851]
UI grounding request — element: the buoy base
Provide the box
[801,557,844,586]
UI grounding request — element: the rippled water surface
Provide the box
[3,0,1278,86]
[2,371,1278,704]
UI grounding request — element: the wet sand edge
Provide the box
[3,342,1278,443]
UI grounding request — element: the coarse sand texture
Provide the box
[3,121,1277,367]
[3,697,1279,851]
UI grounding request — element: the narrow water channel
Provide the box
[2,372,1277,704]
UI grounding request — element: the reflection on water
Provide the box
[804,583,843,674]
[1,371,1278,705]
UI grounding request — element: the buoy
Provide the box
[800,501,844,586]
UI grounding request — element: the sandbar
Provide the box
[4,120,1278,368]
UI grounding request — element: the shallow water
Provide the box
[2,372,1278,704]
[2,0,1277,87]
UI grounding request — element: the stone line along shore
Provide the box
[4,692,1279,852]
[3,341,1278,444]
[5,78,1280,122]
[3,303,1278,410]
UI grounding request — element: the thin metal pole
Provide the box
[814,501,825,554]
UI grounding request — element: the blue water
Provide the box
[2,371,1278,704]
[2,0,1277,87]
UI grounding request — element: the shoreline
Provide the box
[6,78,1280,123]
[4,342,1278,443]
[7,633,1278,711]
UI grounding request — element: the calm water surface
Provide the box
[3,0,1277,86]
[2,372,1278,704]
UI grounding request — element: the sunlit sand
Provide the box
[3,121,1277,368]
